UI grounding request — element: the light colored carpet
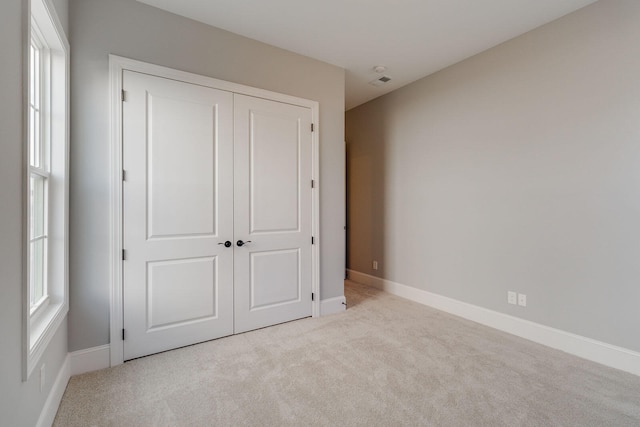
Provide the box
[55,280,640,426]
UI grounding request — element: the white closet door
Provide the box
[122,71,234,360]
[233,94,313,333]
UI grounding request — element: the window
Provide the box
[24,0,69,380]
[29,26,50,317]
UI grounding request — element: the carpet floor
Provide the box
[54,280,640,426]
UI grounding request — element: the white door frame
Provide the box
[108,55,321,367]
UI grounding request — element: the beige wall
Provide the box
[68,0,345,352]
[0,0,70,424]
[346,0,640,352]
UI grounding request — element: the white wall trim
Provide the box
[35,346,111,427]
[70,345,111,376]
[320,296,347,316]
[36,354,70,427]
[109,55,321,366]
[347,269,640,377]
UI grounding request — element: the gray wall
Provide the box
[346,0,640,353]
[51,0,68,35]
[69,0,345,352]
[0,0,69,425]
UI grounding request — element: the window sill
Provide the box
[25,300,67,379]
[30,295,50,322]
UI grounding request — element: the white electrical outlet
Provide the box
[40,364,45,393]
[518,293,527,307]
[507,291,517,305]
[372,261,378,270]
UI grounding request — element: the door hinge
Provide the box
[122,169,126,181]
[311,123,314,132]
[312,293,315,301]
[121,89,126,102]
[122,249,126,261]
[311,236,314,245]
[311,179,315,188]
[122,329,125,340]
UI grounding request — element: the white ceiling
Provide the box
[137,0,597,110]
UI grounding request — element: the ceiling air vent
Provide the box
[369,75,392,86]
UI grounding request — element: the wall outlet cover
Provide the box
[518,293,527,307]
[507,291,517,305]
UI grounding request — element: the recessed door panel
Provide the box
[147,257,217,330]
[249,111,300,234]
[250,249,300,310]
[147,94,217,239]
[123,70,233,361]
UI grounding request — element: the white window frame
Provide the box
[29,22,51,319]
[23,0,69,381]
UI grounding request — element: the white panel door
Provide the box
[122,71,234,360]
[233,94,313,333]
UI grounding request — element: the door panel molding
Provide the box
[249,248,301,311]
[109,55,320,367]
[146,256,219,331]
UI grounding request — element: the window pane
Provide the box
[34,109,41,168]
[34,46,40,109]
[30,44,35,106]
[30,38,41,168]
[30,238,45,306]
[29,107,36,166]
[30,175,46,238]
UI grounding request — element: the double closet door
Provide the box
[122,71,313,360]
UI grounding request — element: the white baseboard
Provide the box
[70,344,111,376]
[320,296,347,316]
[347,269,640,377]
[36,354,70,427]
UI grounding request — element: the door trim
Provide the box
[108,55,321,367]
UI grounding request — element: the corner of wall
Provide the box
[348,269,640,377]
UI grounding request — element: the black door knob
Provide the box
[218,241,232,248]
[236,240,252,247]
